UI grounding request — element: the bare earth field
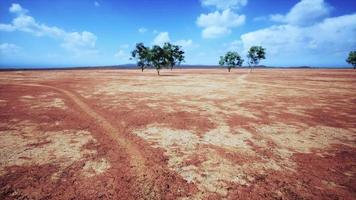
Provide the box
[0,69,355,199]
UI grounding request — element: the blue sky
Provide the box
[0,0,355,67]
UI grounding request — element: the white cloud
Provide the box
[201,0,248,10]
[197,9,245,38]
[0,24,16,31]
[94,1,100,7]
[270,0,331,26]
[138,27,147,33]
[202,26,230,39]
[152,32,170,45]
[239,13,356,63]
[114,49,131,63]
[269,14,284,22]
[0,3,97,56]
[0,43,21,54]
[9,3,28,15]
[175,39,198,51]
[151,32,196,51]
[61,31,97,55]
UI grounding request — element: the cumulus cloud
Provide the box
[201,0,248,10]
[270,0,332,26]
[0,3,97,56]
[114,49,130,62]
[9,3,28,15]
[0,43,21,54]
[197,9,245,38]
[61,31,97,54]
[239,13,356,63]
[152,32,170,45]
[138,27,147,33]
[151,32,195,51]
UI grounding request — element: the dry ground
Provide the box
[0,68,355,199]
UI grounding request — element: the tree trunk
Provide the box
[228,68,231,72]
[157,70,160,76]
[250,65,253,72]
[141,67,144,72]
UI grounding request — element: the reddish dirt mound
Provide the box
[0,69,355,199]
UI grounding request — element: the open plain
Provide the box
[0,69,355,199]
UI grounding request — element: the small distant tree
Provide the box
[163,42,185,70]
[131,43,151,72]
[346,51,356,69]
[151,45,168,75]
[247,46,266,72]
[219,51,244,72]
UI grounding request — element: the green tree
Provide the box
[247,46,266,72]
[151,45,168,75]
[131,43,151,72]
[163,42,185,70]
[219,51,244,72]
[346,51,356,69]
[131,42,185,75]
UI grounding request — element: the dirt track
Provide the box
[0,69,355,199]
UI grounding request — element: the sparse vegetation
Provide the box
[346,51,356,69]
[219,51,244,72]
[131,43,152,72]
[131,42,185,75]
[163,43,185,71]
[247,46,266,72]
[150,45,167,75]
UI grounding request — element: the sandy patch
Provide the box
[82,158,111,177]
[133,124,283,197]
[20,94,67,109]
[0,121,109,177]
[0,99,7,106]
[256,123,356,153]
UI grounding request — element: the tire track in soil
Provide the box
[15,83,160,199]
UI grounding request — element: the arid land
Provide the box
[0,69,355,199]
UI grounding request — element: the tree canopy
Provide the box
[163,43,185,70]
[219,51,244,72]
[346,51,356,69]
[131,42,185,75]
[131,43,152,72]
[151,45,167,75]
[247,46,266,71]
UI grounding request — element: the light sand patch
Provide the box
[92,75,239,98]
[145,102,176,112]
[0,121,109,177]
[133,124,284,198]
[0,99,7,106]
[21,95,34,99]
[82,158,111,177]
[256,123,356,153]
[20,95,67,109]
[203,126,255,154]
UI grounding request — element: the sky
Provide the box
[0,0,355,68]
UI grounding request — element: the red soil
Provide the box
[0,69,355,199]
